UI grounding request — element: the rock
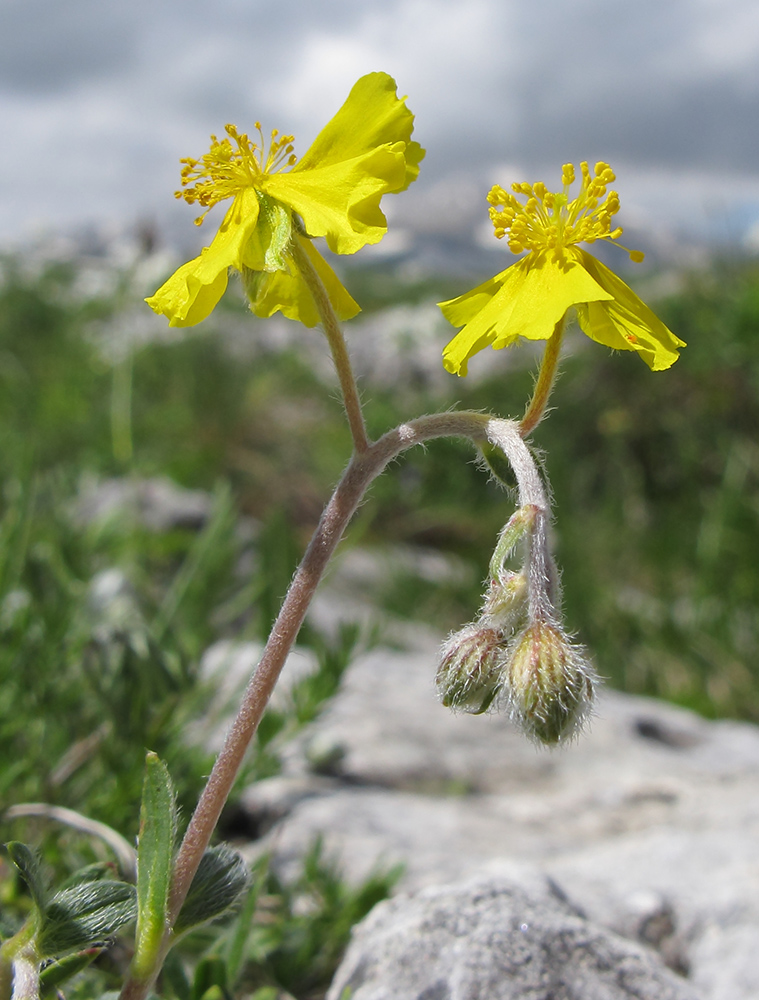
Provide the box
[72,475,213,532]
[189,640,318,753]
[241,632,759,999]
[327,872,699,1000]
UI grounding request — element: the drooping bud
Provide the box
[436,623,506,715]
[503,620,597,744]
[480,570,528,635]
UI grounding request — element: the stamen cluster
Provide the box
[176,124,297,224]
[487,161,641,260]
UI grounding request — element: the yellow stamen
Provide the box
[488,161,644,262]
[175,124,298,224]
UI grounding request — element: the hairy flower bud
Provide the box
[436,623,506,715]
[503,620,597,744]
[480,570,528,634]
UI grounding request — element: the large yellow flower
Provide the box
[146,72,424,328]
[439,162,685,375]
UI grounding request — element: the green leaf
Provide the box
[174,846,250,936]
[37,879,136,957]
[40,948,100,995]
[133,753,177,978]
[4,842,48,914]
[57,862,117,891]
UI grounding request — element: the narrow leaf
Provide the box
[133,753,177,978]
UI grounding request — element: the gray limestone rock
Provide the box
[237,632,759,999]
[327,873,700,1000]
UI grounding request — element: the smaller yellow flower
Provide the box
[439,162,685,375]
[146,72,424,328]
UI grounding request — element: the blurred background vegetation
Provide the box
[0,243,757,996]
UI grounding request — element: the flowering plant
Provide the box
[2,78,686,1000]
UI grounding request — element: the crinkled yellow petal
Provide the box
[145,190,260,327]
[264,145,407,255]
[440,249,613,376]
[439,266,520,376]
[574,250,686,370]
[295,72,424,190]
[247,235,360,327]
[264,71,425,256]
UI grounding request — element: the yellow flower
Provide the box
[146,72,424,328]
[439,162,685,375]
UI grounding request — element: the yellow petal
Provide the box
[295,72,424,190]
[265,71,424,255]
[265,146,407,255]
[440,249,613,376]
[145,190,260,327]
[247,235,360,327]
[575,250,686,370]
[440,266,521,376]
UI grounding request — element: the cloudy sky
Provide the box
[3,0,759,260]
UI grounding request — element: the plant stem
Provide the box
[165,410,490,926]
[9,950,39,1000]
[119,411,553,1000]
[486,418,558,618]
[519,315,566,437]
[289,235,369,454]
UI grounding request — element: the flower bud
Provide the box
[503,620,597,744]
[480,570,528,634]
[436,623,506,715]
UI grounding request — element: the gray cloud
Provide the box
[0,0,139,92]
[2,0,759,248]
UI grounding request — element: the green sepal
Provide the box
[174,846,251,936]
[488,505,538,581]
[133,752,178,978]
[480,442,517,489]
[37,879,136,957]
[247,193,294,273]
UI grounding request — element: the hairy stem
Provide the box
[9,950,39,1000]
[166,411,491,923]
[289,235,369,453]
[117,409,494,1000]
[486,418,558,619]
[519,315,566,437]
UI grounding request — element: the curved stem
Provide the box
[165,410,490,925]
[485,418,558,620]
[118,410,493,1000]
[289,235,369,454]
[519,314,566,437]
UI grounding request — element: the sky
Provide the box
[3,0,759,263]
